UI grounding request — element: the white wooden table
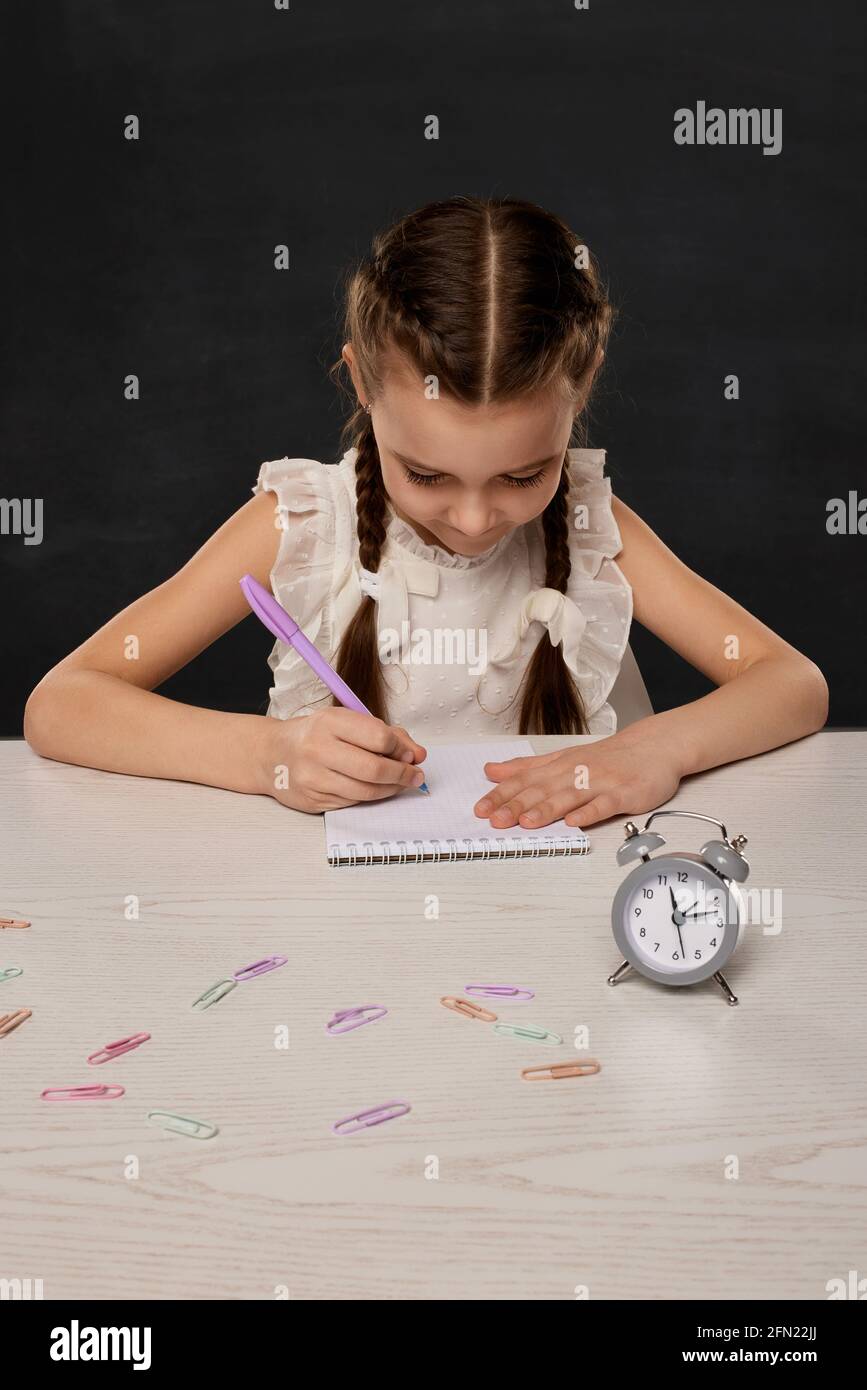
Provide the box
[1,732,865,1300]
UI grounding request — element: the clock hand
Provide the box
[675,922,686,959]
[684,910,719,920]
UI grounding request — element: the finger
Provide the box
[315,761,425,806]
[515,788,593,829]
[332,711,425,762]
[330,716,426,781]
[474,770,541,816]
[564,791,624,827]
[482,750,561,780]
[328,735,428,791]
[483,784,553,828]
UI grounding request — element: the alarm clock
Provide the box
[607,811,750,1005]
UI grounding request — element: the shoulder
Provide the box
[251,452,356,605]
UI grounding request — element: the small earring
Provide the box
[363,403,371,414]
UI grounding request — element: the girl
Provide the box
[24,196,828,830]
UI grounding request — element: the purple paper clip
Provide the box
[332,1101,411,1136]
[465,983,535,1001]
[87,1032,151,1066]
[233,955,288,982]
[325,1005,388,1035]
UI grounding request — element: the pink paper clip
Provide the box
[465,983,535,1001]
[326,1005,388,1035]
[332,1101,411,1135]
[41,1084,125,1101]
[233,955,288,981]
[87,1032,151,1066]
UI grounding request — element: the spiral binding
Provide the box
[326,834,589,866]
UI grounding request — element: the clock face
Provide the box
[616,855,739,983]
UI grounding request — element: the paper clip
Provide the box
[494,1022,562,1045]
[0,1008,31,1037]
[192,978,238,1010]
[326,1005,388,1035]
[0,917,30,929]
[332,1101,411,1136]
[41,1084,125,1101]
[0,967,23,983]
[87,1032,151,1065]
[440,996,497,1022]
[465,983,534,1001]
[233,955,288,982]
[521,1060,602,1081]
[147,1110,219,1140]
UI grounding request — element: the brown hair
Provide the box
[326,195,616,735]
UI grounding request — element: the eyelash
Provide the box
[402,466,547,489]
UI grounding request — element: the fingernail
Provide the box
[401,749,415,762]
[477,798,491,812]
[524,810,541,821]
[413,770,425,785]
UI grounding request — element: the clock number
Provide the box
[642,888,654,899]
[694,949,702,960]
[653,942,660,952]
[710,937,717,947]
[639,927,646,937]
[672,952,680,961]
[634,907,641,917]
[677,872,688,882]
[656,874,668,885]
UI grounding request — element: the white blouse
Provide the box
[252,446,633,738]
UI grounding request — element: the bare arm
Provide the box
[474,495,829,829]
[23,492,283,793]
[609,495,829,776]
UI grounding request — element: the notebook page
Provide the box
[324,739,590,854]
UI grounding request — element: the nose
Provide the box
[448,495,498,537]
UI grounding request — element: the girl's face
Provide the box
[343,345,582,558]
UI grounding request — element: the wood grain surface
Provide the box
[1,732,865,1300]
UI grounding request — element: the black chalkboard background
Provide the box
[2,0,864,734]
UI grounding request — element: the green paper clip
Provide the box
[493,1022,563,1046]
[0,967,23,983]
[192,978,237,1010]
[147,1110,219,1140]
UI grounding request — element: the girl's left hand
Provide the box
[473,722,686,829]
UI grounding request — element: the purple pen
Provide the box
[239,574,429,793]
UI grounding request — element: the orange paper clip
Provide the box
[521,1059,601,1081]
[440,996,497,1022]
[0,917,31,929]
[0,1008,32,1037]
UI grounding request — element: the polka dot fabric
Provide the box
[251,447,633,737]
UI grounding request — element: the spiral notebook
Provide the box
[324,740,590,865]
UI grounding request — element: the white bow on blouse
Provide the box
[486,585,588,679]
[354,556,440,662]
[356,556,587,683]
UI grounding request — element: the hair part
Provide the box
[326,195,617,736]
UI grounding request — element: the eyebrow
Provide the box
[392,450,560,476]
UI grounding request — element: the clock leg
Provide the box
[607,960,632,986]
[713,970,739,1006]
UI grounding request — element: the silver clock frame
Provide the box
[611,851,745,989]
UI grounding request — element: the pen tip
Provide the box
[418,781,430,794]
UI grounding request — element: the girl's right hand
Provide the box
[258,707,428,813]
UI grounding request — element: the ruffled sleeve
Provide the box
[562,448,634,733]
[252,457,350,718]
